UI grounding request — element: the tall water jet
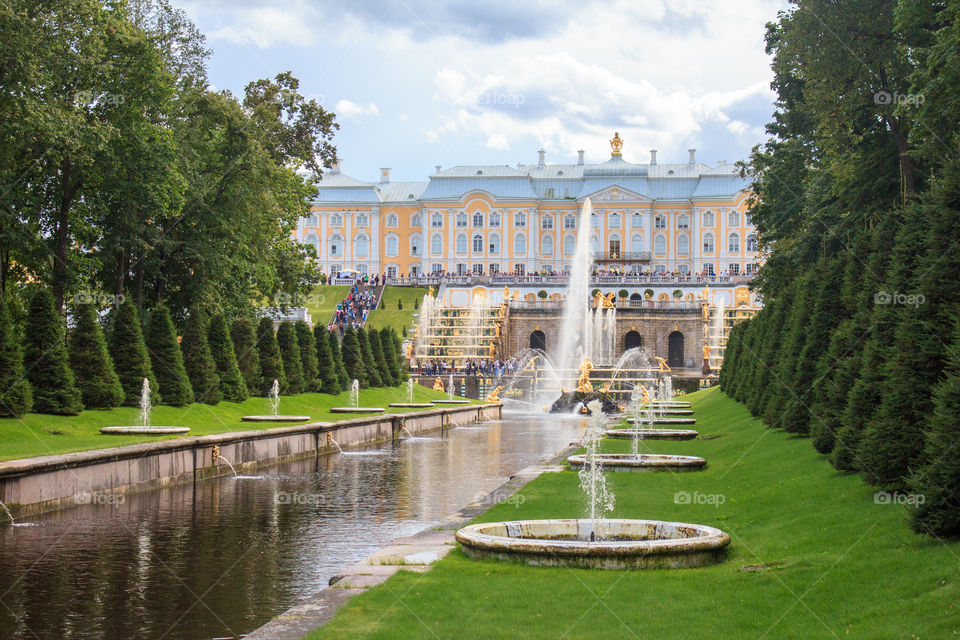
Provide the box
[269,379,281,416]
[138,378,151,428]
[350,379,359,409]
[579,400,615,526]
[555,198,595,386]
[448,374,455,400]
[407,378,414,403]
[241,378,310,422]
[331,378,385,413]
[101,378,190,434]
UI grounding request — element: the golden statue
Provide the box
[485,386,503,403]
[503,287,509,300]
[488,343,496,357]
[640,385,650,405]
[576,359,594,393]
[406,344,413,359]
[655,356,671,372]
[610,131,623,157]
[703,343,711,360]
[428,286,435,298]
[600,382,610,393]
[593,290,604,309]
[432,377,445,392]
[603,292,616,308]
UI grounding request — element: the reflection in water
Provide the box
[0,416,584,639]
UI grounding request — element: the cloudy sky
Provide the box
[176,0,788,181]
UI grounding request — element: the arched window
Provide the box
[728,210,740,227]
[530,330,546,350]
[677,234,689,255]
[514,211,526,227]
[409,233,422,256]
[386,212,398,227]
[654,214,666,229]
[589,235,599,254]
[472,233,483,253]
[701,211,714,227]
[703,232,715,253]
[624,331,642,350]
[385,234,399,257]
[354,233,369,258]
[668,331,684,368]
[591,213,599,228]
[456,211,467,228]
[431,211,443,227]
[304,232,319,254]
[431,233,443,255]
[542,214,553,229]
[489,233,500,254]
[514,234,526,254]
[564,214,577,229]
[564,234,575,255]
[610,212,621,228]
[747,233,758,252]
[728,232,740,253]
[329,233,343,258]
[631,212,642,228]
[472,211,484,227]
[542,235,554,255]
[677,214,689,229]
[489,211,501,227]
[456,233,467,254]
[356,213,369,227]
[330,213,343,227]
[654,234,666,255]
[678,263,691,275]
[631,234,643,252]
[411,213,422,227]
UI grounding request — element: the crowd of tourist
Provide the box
[328,278,382,334]
[415,357,522,378]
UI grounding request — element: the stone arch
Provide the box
[624,331,642,350]
[668,331,684,368]
[530,330,546,351]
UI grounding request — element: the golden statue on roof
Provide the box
[610,132,623,157]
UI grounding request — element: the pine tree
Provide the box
[108,302,158,406]
[179,312,221,404]
[910,321,960,539]
[390,327,408,383]
[358,327,382,387]
[0,296,33,417]
[144,306,193,406]
[329,330,350,389]
[380,326,398,387]
[340,326,366,387]
[208,314,248,402]
[276,321,304,395]
[68,301,123,408]
[22,288,82,414]
[314,325,341,394]
[368,328,392,386]
[295,321,320,392]
[230,317,261,397]
[256,317,285,396]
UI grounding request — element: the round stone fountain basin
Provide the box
[432,399,471,405]
[650,409,694,416]
[648,402,691,408]
[629,417,697,425]
[99,426,190,435]
[605,428,699,441]
[387,402,435,408]
[567,453,706,472]
[329,407,386,414]
[456,519,729,569]
[241,415,311,422]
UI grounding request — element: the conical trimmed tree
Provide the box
[181,312,222,405]
[390,327,408,383]
[0,296,32,417]
[329,330,350,390]
[144,306,193,406]
[230,317,261,398]
[276,321,304,395]
[295,321,320,392]
[340,327,366,387]
[380,327,398,387]
[314,325,340,394]
[208,314,248,402]
[22,288,82,415]
[358,327,382,387]
[109,302,158,406]
[69,301,123,409]
[368,328,392,387]
[256,317,285,396]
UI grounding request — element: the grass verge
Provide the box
[306,387,960,639]
[365,286,429,334]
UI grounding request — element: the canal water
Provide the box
[0,412,584,639]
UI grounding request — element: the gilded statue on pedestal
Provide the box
[577,359,594,393]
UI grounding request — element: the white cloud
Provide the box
[204,3,320,48]
[334,100,381,121]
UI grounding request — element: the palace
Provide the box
[295,134,759,281]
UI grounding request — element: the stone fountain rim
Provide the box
[240,415,312,422]
[604,428,699,440]
[567,453,706,468]
[328,407,387,413]
[431,399,472,404]
[387,402,436,407]
[99,426,191,435]
[456,518,730,557]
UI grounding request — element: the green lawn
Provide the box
[304,285,351,326]
[365,286,428,334]
[308,387,960,639]
[0,384,474,462]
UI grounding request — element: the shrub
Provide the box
[0,296,32,417]
[314,325,341,394]
[329,329,350,390]
[618,289,628,298]
[181,312,221,404]
[295,321,320,392]
[256,317,285,396]
[340,327,366,387]
[108,302,158,406]
[68,301,123,408]
[208,314,248,403]
[673,289,683,298]
[369,329,393,386]
[398,299,403,310]
[23,288,82,415]
[357,327,382,387]
[230,317,260,397]
[537,290,548,299]
[644,289,654,298]
[144,306,193,406]
[276,321,303,395]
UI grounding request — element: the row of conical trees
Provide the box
[0,290,407,417]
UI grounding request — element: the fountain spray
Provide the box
[579,400,615,533]
[270,380,280,417]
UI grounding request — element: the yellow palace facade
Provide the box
[294,135,759,282]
